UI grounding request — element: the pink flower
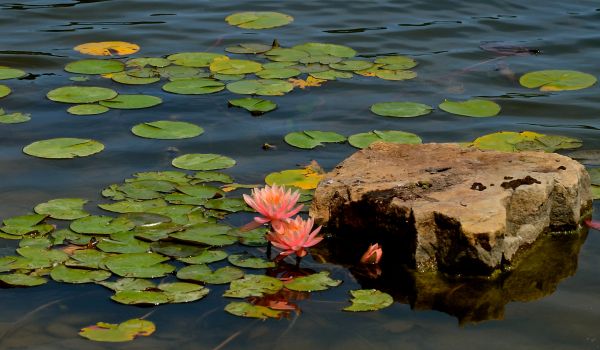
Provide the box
[360,243,382,264]
[584,219,600,231]
[267,216,323,258]
[242,185,303,231]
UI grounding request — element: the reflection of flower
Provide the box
[267,217,323,258]
[585,219,600,231]
[360,243,383,264]
[242,185,303,231]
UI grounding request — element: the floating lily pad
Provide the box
[177,264,244,284]
[348,130,422,149]
[133,222,181,241]
[111,290,171,305]
[133,171,190,184]
[1,214,50,236]
[176,184,223,199]
[225,43,273,54]
[374,56,417,70]
[471,131,582,153]
[127,57,171,68]
[67,104,110,116]
[293,43,357,58]
[111,71,160,85]
[439,99,501,117]
[375,70,417,81]
[284,130,346,149]
[74,41,140,56]
[159,282,209,303]
[213,73,245,81]
[79,319,155,342]
[67,249,111,269]
[343,289,394,312]
[265,48,309,62]
[98,199,167,214]
[167,52,227,68]
[285,271,342,292]
[104,252,174,278]
[519,70,597,91]
[210,59,263,75]
[192,171,234,184]
[132,121,204,140]
[330,60,374,71]
[172,153,236,171]
[225,301,282,319]
[47,86,117,104]
[19,237,52,248]
[65,59,125,75]
[256,68,300,79]
[224,274,282,298]
[177,250,228,264]
[97,278,155,292]
[70,215,134,235]
[227,253,275,269]
[204,198,250,212]
[99,94,162,109]
[371,102,432,118]
[162,78,224,95]
[69,76,89,82]
[171,222,237,246]
[0,111,30,124]
[97,233,150,254]
[34,198,89,220]
[0,66,27,80]
[17,246,69,265]
[0,273,47,287]
[229,97,276,115]
[309,70,353,80]
[50,265,111,284]
[227,79,294,96]
[23,138,104,159]
[299,55,342,65]
[0,85,11,98]
[265,167,323,190]
[225,11,293,29]
[236,227,269,247]
[52,229,91,245]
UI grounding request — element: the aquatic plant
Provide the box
[360,243,383,264]
[242,184,303,231]
[266,216,323,259]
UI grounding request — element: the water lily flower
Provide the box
[267,216,323,258]
[360,243,382,264]
[584,219,600,231]
[242,185,303,231]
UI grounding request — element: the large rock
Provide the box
[310,142,592,274]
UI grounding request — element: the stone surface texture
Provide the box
[310,142,592,274]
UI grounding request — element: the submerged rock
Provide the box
[310,143,592,274]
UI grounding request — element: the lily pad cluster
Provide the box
[284,129,422,149]
[371,99,501,119]
[466,131,582,153]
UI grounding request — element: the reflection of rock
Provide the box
[313,228,588,324]
[310,143,592,274]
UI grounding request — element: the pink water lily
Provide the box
[242,185,303,231]
[267,216,323,258]
[360,243,382,264]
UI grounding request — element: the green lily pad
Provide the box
[0,110,30,124]
[285,271,342,292]
[34,198,89,220]
[265,48,309,62]
[127,57,172,68]
[224,274,282,298]
[52,229,92,245]
[229,97,276,115]
[0,273,47,287]
[213,73,245,81]
[69,76,89,82]
[176,184,223,199]
[375,69,417,81]
[177,249,228,264]
[227,79,293,96]
[225,43,273,54]
[162,78,224,95]
[227,253,275,269]
[265,167,323,190]
[131,120,204,140]
[0,85,10,98]
[293,43,357,58]
[17,246,69,265]
[225,301,283,319]
[65,59,125,75]
[150,241,205,258]
[210,59,263,75]
[471,131,582,153]
[164,193,207,206]
[103,180,176,200]
[67,104,110,116]
[50,265,111,284]
[99,94,162,109]
[309,70,353,80]
[371,102,433,118]
[98,199,167,214]
[71,215,134,235]
[133,171,190,184]
[167,52,227,68]
[0,66,27,80]
[225,11,293,29]
[171,222,237,246]
[47,86,117,104]
[111,71,160,85]
[177,264,244,284]
[330,60,374,71]
[236,227,269,247]
[19,236,52,248]
[519,70,597,91]
[111,290,172,305]
[0,257,18,272]
[79,319,156,342]
[192,171,234,184]
[343,289,394,312]
[348,130,422,149]
[1,214,52,236]
[203,198,251,212]
[23,138,104,159]
[133,222,182,241]
[439,99,501,117]
[256,68,300,79]
[97,233,151,254]
[299,55,342,65]
[104,252,174,278]
[374,56,417,70]
[158,282,209,303]
[172,153,236,171]
[67,249,111,269]
[97,278,155,292]
[284,130,346,149]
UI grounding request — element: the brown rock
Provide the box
[310,142,592,274]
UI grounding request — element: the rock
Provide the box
[310,142,592,274]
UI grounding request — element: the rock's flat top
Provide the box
[310,142,591,274]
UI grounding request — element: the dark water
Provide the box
[1,0,600,349]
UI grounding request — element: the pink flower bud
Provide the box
[360,243,382,264]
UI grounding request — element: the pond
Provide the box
[1,0,600,349]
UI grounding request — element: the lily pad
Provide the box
[348,130,422,149]
[150,241,204,258]
[265,167,323,190]
[265,48,309,62]
[133,171,190,184]
[133,222,181,241]
[229,97,276,115]
[224,274,282,298]
[111,290,172,305]
[67,249,111,269]
[99,94,162,109]
[47,86,117,104]
[162,78,224,95]
[225,301,283,319]
[374,56,417,70]
[375,70,417,81]
[439,99,501,117]
[471,131,582,153]
[70,215,134,235]
[256,68,300,79]
[177,249,228,264]
[67,104,110,116]
[23,138,104,159]
[225,11,293,29]
[171,222,237,246]
[132,120,204,140]
[159,282,209,303]
[285,271,342,292]
[227,79,294,96]
[79,319,155,342]
[34,198,89,220]
[111,71,160,85]
[0,85,11,98]
[0,273,47,287]
[97,233,151,254]
[227,253,275,269]
[293,43,357,58]
[177,264,244,284]
[167,52,227,68]
[65,59,125,75]
[236,227,269,247]
[330,60,374,71]
[1,214,49,236]
[172,153,236,171]
[519,70,597,91]
[192,171,234,184]
[98,199,167,214]
[50,265,111,284]
[127,57,171,68]
[309,70,353,80]
[343,289,394,312]
[74,41,140,56]
[371,102,433,118]
[104,252,174,278]
[204,198,251,212]
[284,130,346,149]
[225,43,272,54]
[97,278,155,292]
[0,66,27,80]
[0,111,30,124]
[210,58,263,75]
